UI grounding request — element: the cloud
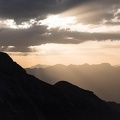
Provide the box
[0,0,120,24]
[0,25,120,52]
[0,0,91,22]
[0,0,56,20]
[0,25,48,46]
[0,0,120,52]
[68,0,120,25]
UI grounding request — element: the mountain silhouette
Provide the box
[0,52,120,120]
[30,64,51,69]
[26,63,120,102]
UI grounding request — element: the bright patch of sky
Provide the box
[39,15,120,33]
[1,12,120,33]
[8,40,120,68]
[0,19,36,29]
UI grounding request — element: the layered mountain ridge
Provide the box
[0,52,120,120]
[26,63,120,102]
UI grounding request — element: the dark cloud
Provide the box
[0,0,120,52]
[0,25,48,46]
[74,0,120,24]
[0,46,32,52]
[0,0,91,21]
[0,0,56,20]
[0,26,120,52]
[0,0,120,24]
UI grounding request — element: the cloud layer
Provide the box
[0,0,91,21]
[0,0,120,52]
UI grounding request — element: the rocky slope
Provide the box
[0,52,120,120]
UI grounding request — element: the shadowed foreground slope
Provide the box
[0,52,120,120]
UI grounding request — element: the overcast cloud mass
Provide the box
[0,0,120,52]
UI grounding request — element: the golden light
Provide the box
[0,18,37,29]
[3,19,17,29]
[0,46,15,52]
[7,40,120,68]
[37,3,120,33]
[39,15,76,29]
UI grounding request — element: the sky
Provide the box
[0,0,120,68]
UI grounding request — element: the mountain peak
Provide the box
[0,52,13,73]
[0,52,26,74]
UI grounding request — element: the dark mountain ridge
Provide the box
[0,52,120,120]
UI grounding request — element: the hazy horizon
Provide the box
[0,0,120,68]
[26,63,120,103]
[8,50,120,68]
[26,62,119,69]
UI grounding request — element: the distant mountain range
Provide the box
[30,64,51,69]
[0,52,120,120]
[26,63,120,102]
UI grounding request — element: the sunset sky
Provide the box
[0,0,120,68]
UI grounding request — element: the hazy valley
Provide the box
[26,63,120,103]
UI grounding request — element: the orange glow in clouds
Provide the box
[8,40,120,68]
